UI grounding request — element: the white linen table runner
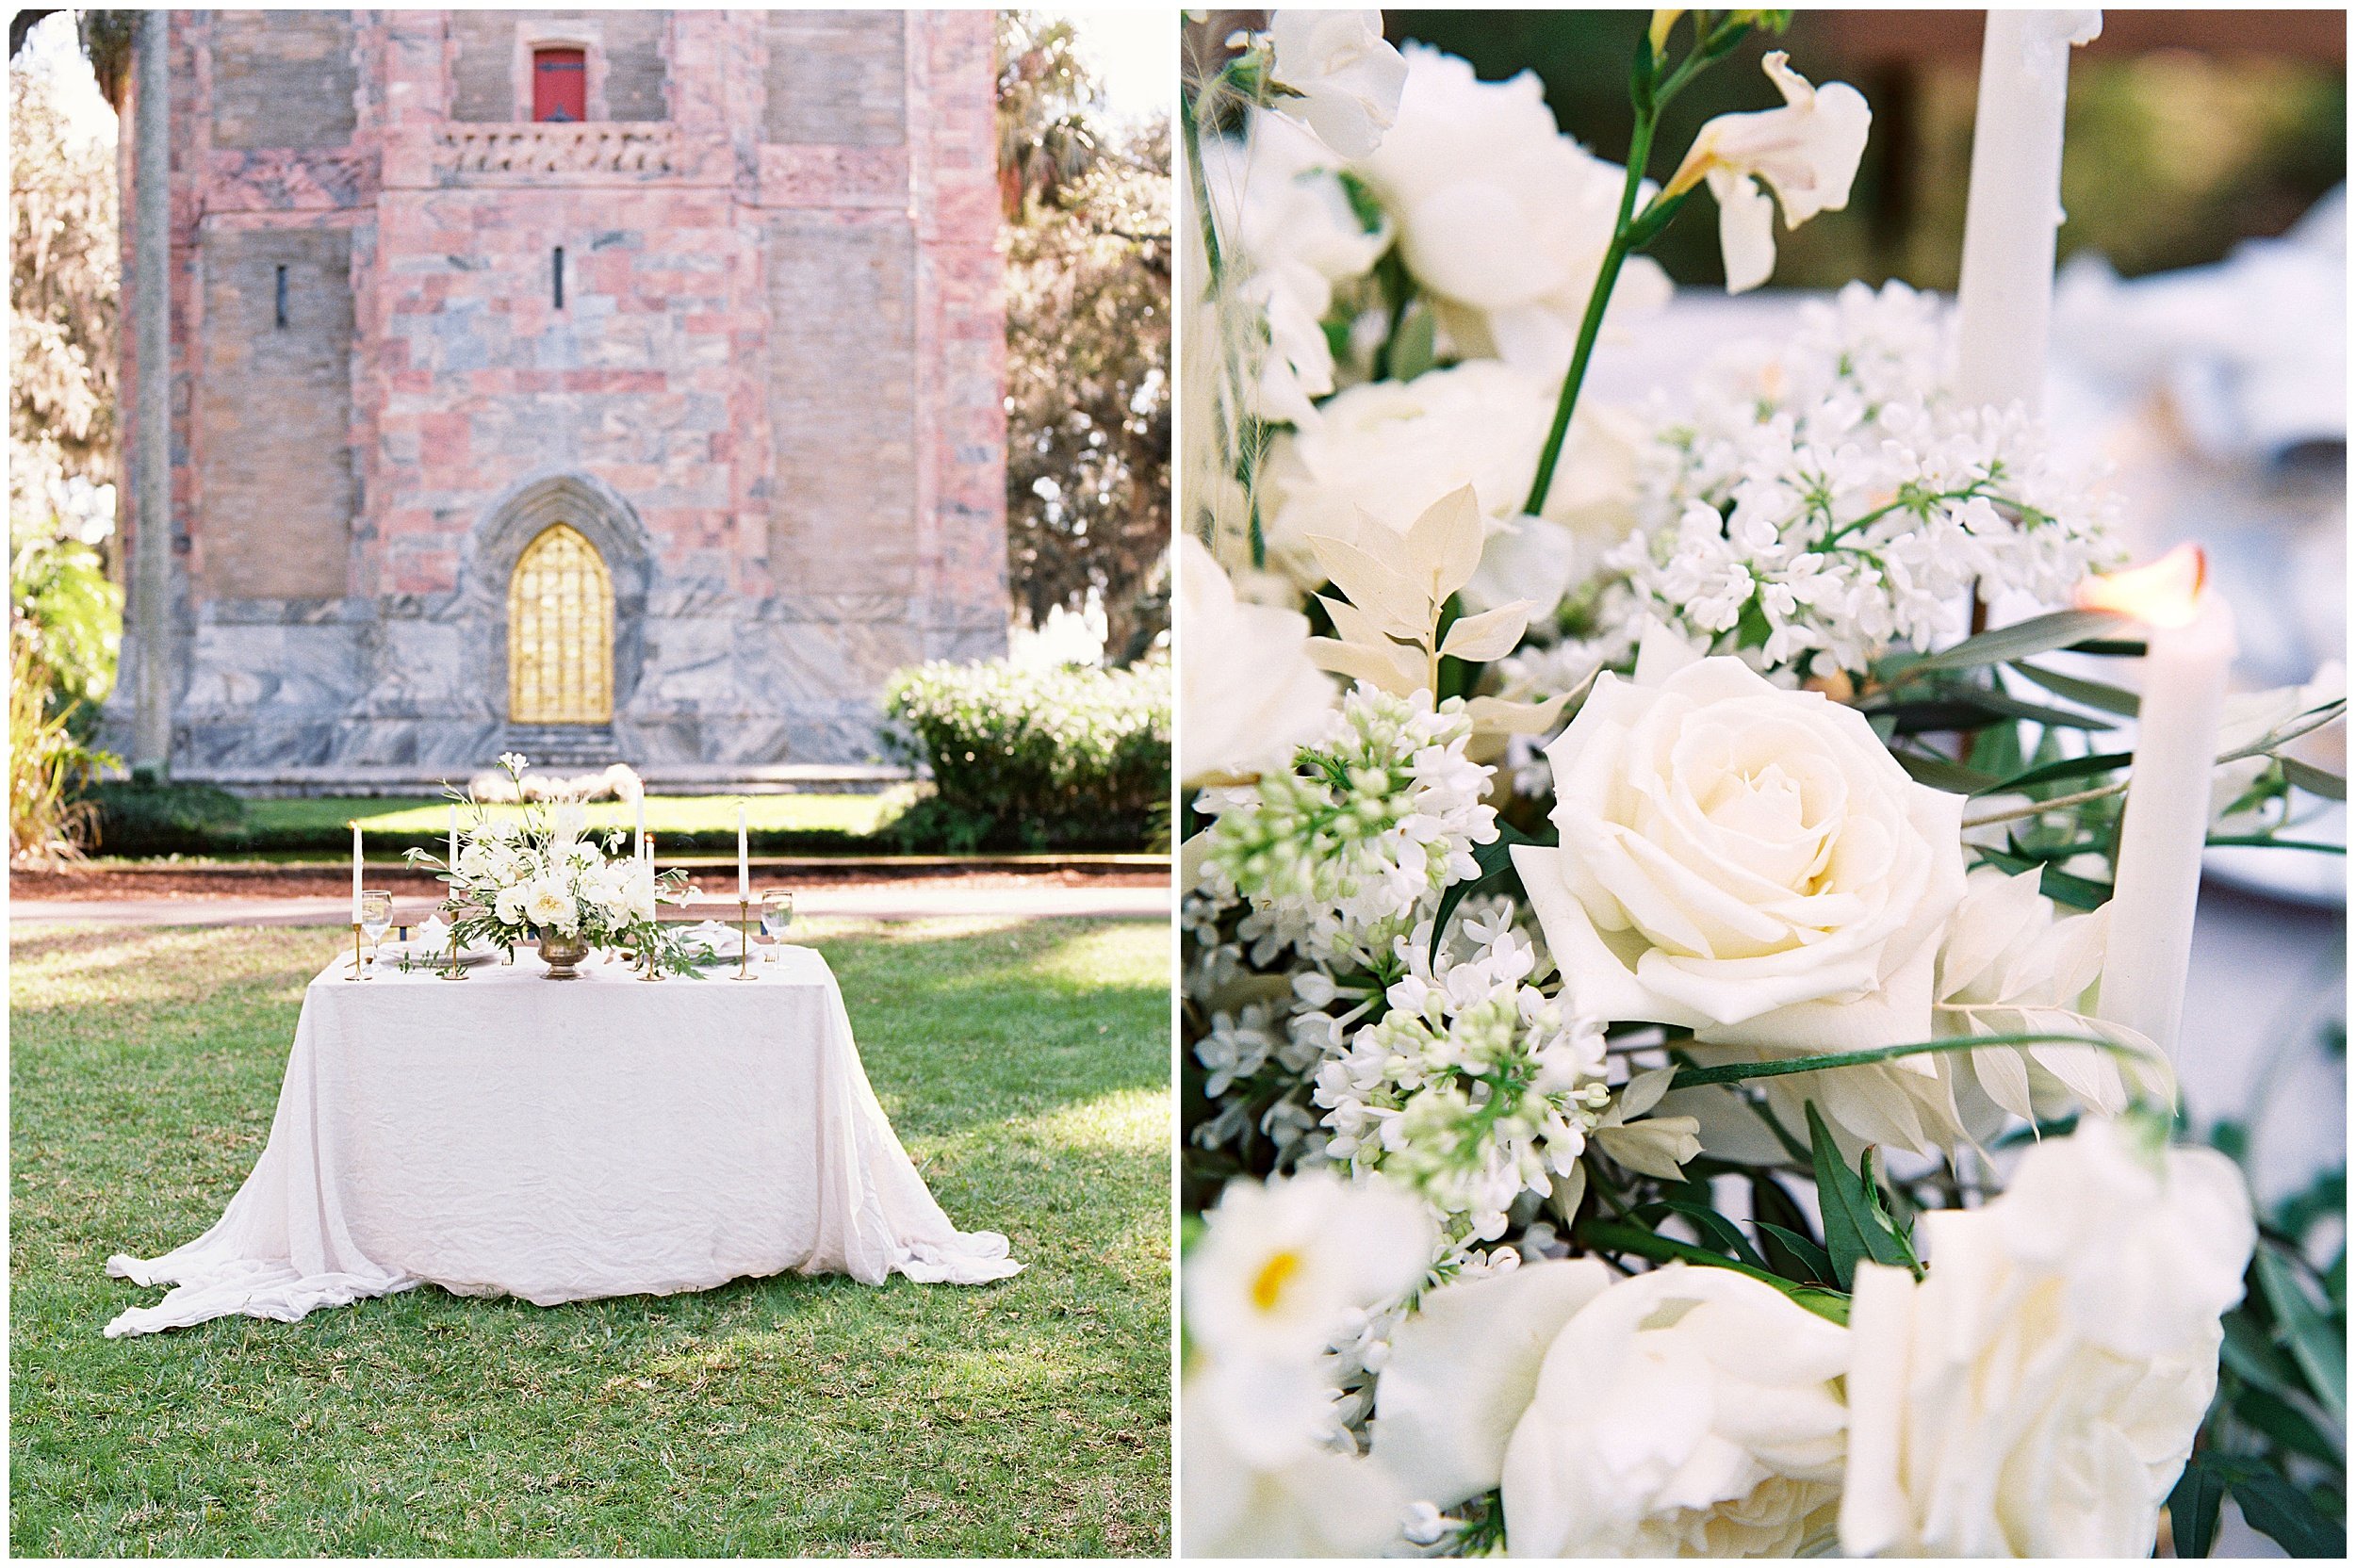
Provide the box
[105,946,1020,1337]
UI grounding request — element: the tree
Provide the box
[998,13,1172,666]
[9,27,119,544]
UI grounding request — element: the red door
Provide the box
[532,48,586,122]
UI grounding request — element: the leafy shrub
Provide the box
[9,620,115,865]
[85,768,245,858]
[883,659,1170,851]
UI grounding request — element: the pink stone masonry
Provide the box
[115,9,1008,781]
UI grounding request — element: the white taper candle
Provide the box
[737,804,749,899]
[2083,546,2236,1060]
[634,791,646,864]
[447,805,459,879]
[1954,9,2101,415]
[351,821,363,923]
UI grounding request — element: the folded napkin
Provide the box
[375,916,501,963]
[679,920,752,960]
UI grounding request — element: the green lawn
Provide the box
[251,793,910,840]
[9,918,1170,1556]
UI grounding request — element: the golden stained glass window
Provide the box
[507,523,613,724]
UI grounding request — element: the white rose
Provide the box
[1350,45,1671,373]
[1513,625,1971,1152]
[523,878,574,933]
[1380,1260,1849,1556]
[1932,864,2170,1128]
[1175,536,1336,785]
[492,886,528,927]
[1261,360,1640,612]
[1841,1119,2255,1558]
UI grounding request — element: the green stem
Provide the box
[1517,135,1649,513]
[1177,81,1224,290]
[1668,1031,2148,1091]
[1525,109,1654,517]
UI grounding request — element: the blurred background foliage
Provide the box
[1384,8,2346,291]
[999,12,1173,668]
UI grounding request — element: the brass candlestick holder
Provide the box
[437,925,469,980]
[348,922,368,980]
[638,923,664,981]
[732,896,757,980]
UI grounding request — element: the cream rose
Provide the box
[1175,536,1336,785]
[1350,45,1672,373]
[1260,360,1640,612]
[1841,1119,2255,1558]
[1373,1260,1849,1556]
[1512,626,1970,1152]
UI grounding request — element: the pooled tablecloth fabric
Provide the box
[105,946,1020,1336]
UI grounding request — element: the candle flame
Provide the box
[2074,544,2207,629]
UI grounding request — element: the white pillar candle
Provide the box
[737,805,749,899]
[2080,545,2236,1060]
[351,821,363,923]
[1953,9,2101,415]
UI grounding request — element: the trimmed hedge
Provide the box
[884,659,1170,852]
[78,788,896,859]
[84,774,247,858]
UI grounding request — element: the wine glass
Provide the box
[359,888,394,977]
[760,890,794,950]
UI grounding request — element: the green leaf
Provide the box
[1388,303,1437,384]
[1636,1199,1770,1271]
[2282,756,2348,801]
[2221,1305,2302,1396]
[1428,824,1539,963]
[1905,609,2132,674]
[1807,1103,1912,1289]
[2257,1245,2347,1424]
[2168,1451,2232,1560]
[1971,847,2114,909]
[1984,749,2133,794]
[1891,748,2003,793]
[1752,1220,1835,1284]
[1863,687,2119,732]
[2231,1384,2345,1468]
[2229,1467,2348,1558]
[2007,661,2142,716]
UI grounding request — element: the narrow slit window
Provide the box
[274,264,288,329]
[552,247,565,309]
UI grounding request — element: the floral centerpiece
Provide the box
[1180,11,2345,1560]
[407,753,705,978]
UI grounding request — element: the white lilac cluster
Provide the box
[1313,908,1608,1242]
[1197,685,1497,972]
[1612,281,2123,678]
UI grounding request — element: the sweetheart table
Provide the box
[104,945,1021,1337]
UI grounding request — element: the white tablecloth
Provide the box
[105,946,1021,1336]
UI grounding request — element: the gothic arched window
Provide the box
[507,523,613,724]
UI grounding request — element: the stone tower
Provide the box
[113,9,1006,789]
